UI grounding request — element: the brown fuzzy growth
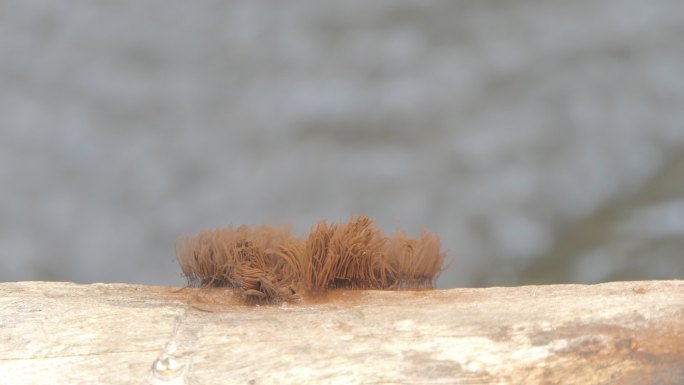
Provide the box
[177,216,446,303]
[384,230,446,289]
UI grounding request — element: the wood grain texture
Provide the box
[1,281,683,385]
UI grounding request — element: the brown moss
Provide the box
[176,216,446,303]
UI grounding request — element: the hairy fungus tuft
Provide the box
[177,216,446,303]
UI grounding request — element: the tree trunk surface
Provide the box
[1,281,683,384]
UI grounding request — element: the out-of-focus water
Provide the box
[1,1,683,288]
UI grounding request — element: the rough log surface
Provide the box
[1,281,683,385]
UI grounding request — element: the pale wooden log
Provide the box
[1,281,683,385]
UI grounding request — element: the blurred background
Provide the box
[1,0,683,288]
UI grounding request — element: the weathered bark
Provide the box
[1,281,683,384]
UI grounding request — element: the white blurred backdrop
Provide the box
[1,0,684,288]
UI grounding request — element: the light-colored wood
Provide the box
[1,281,683,384]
